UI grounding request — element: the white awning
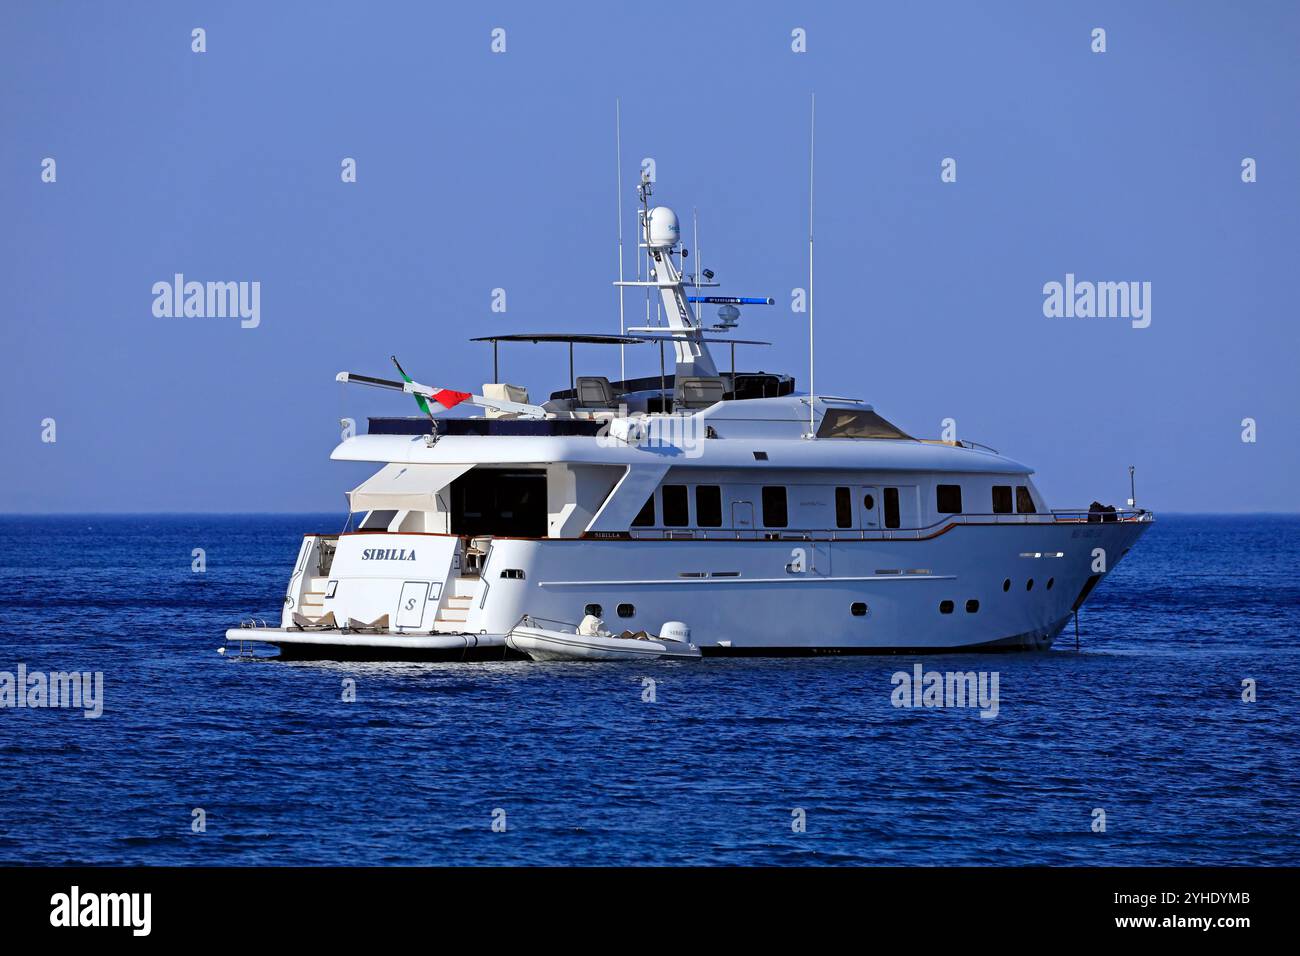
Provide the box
[347,463,473,513]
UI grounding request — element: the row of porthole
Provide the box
[941,577,1057,615]
[1001,577,1055,592]
[591,585,1056,623]
[586,603,634,619]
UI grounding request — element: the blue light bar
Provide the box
[686,296,775,306]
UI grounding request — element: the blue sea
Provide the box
[0,514,1295,866]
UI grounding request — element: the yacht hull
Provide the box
[263,518,1150,657]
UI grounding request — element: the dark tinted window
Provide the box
[662,485,689,526]
[631,495,655,527]
[835,487,852,528]
[992,486,1013,514]
[696,485,722,527]
[761,486,788,528]
[965,599,979,613]
[584,603,603,617]
[863,493,875,510]
[939,600,954,614]
[883,487,900,529]
[850,602,868,616]
[816,408,914,440]
[616,603,635,618]
[936,484,962,514]
[360,509,397,529]
[1016,485,1036,514]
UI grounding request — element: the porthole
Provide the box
[939,600,954,614]
[851,602,868,617]
[966,599,979,613]
[1047,577,1055,590]
[584,603,603,618]
[499,568,525,579]
[1026,578,1034,591]
[617,603,635,618]
[1002,579,1011,592]
[863,494,875,510]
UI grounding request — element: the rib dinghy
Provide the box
[507,615,701,662]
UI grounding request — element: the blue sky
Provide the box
[1,1,1296,512]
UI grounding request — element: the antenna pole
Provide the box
[808,92,816,436]
[615,98,626,381]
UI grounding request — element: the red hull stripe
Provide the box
[432,389,472,410]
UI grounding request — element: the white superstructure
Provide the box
[226,175,1152,660]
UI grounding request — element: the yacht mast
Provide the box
[615,98,626,382]
[808,92,816,436]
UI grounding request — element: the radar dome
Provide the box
[647,206,680,249]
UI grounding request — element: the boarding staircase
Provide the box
[298,576,331,624]
[433,578,479,633]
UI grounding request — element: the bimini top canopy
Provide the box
[346,462,473,512]
[470,333,646,345]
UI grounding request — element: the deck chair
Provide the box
[292,610,338,631]
[675,376,725,410]
[346,614,390,633]
[575,376,617,410]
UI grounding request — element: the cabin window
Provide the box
[1016,485,1037,514]
[863,493,875,511]
[835,487,853,528]
[617,603,635,618]
[761,486,788,528]
[883,488,901,529]
[631,495,655,527]
[1002,578,1011,592]
[939,600,955,614]
[936,484,963,514]
[992,485,1013,514]
[360,509,397,530]
[850,602,868,616]
[662,485,689,527]
[449,469,547,538]
[965,599,979,613]
[1026,578,1035,591]
[499,569,525,579]
[584,603,603,618]
[696,485,723,527]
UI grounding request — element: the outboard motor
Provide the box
[659,621,691,644]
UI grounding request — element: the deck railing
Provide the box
[626,509,1153,542]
